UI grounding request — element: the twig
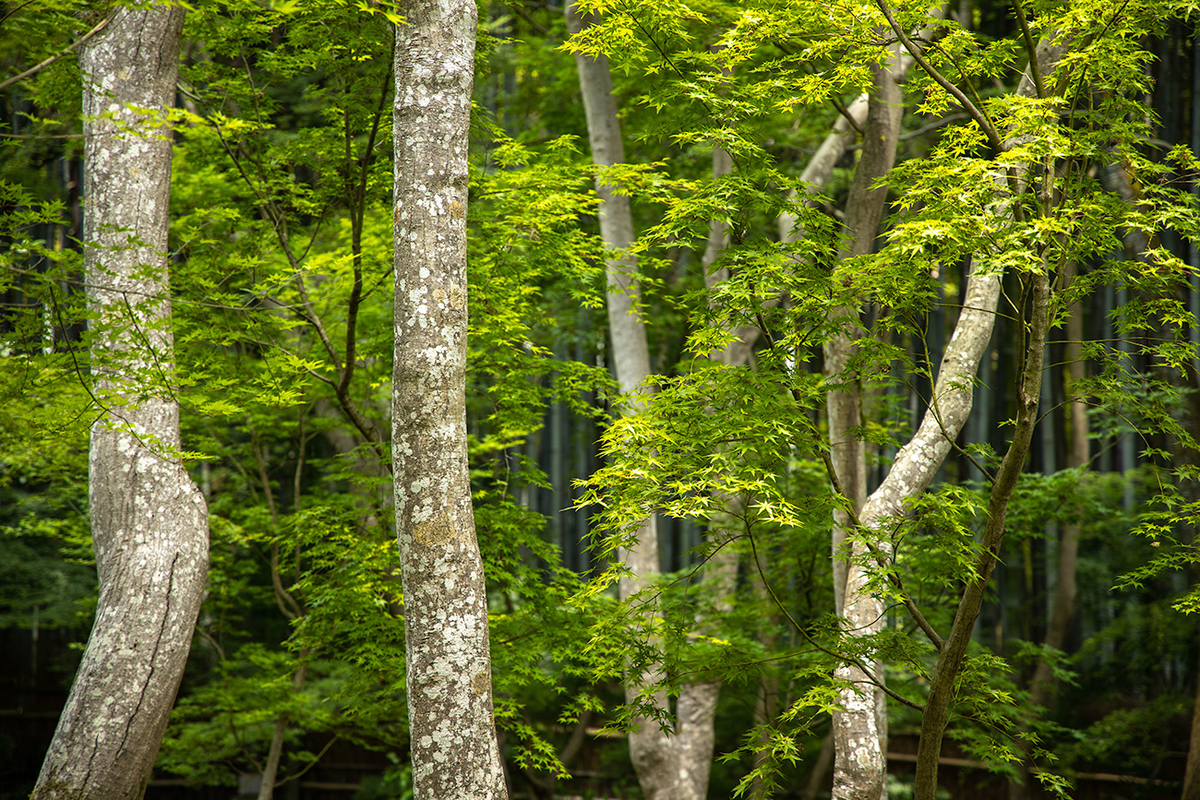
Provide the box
[874,0,1002,150]
[0,14,113,92]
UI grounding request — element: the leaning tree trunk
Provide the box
[391,2,507,798]
[911,267,1050,800]
[1028,267,1087,705]
[34,5,210,799]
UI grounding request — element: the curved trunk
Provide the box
[392,2,507,797]
[34,6,210,798]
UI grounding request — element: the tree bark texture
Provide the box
[34,6,210,799]
[392,2,507,798]
[828,53,903,800]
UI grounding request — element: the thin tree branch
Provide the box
[747,526,926,712]
[1009,0,1045,98]
[0,0,38,27]
[0,14,112,92]
[874,0,1002,150]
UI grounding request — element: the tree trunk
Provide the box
[828,51,904,800]
[913,270,1050,800]
[567,9,743,799]
[673,143,741,800]
[1029,262,1088,705]
[256,662,309,800]
[1008,264,1087,800]
[565,6,679,798]
[1186,637,1200,800]
[34,6,210,798]
[859,26,1075,800]
[391,2,507,798]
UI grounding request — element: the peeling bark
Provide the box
[33,6,210,798]
[392,2,506,798]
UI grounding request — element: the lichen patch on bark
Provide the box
[391,1,506,798]
[413,514,458,547]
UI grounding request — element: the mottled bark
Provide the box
[392,2,506,798]
[827,50,904,800]
[34,6,210,799]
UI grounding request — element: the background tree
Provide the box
[4,0,1200,798]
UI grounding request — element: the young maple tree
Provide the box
[568,0,1200,798]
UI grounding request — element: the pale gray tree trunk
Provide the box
[565,5,675,796]
[827,53,904,800]
[777,7,942,246]
[33,6,210,799]
[567,8,737,798]
[674,143,741,800]
[392,2,506,798]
